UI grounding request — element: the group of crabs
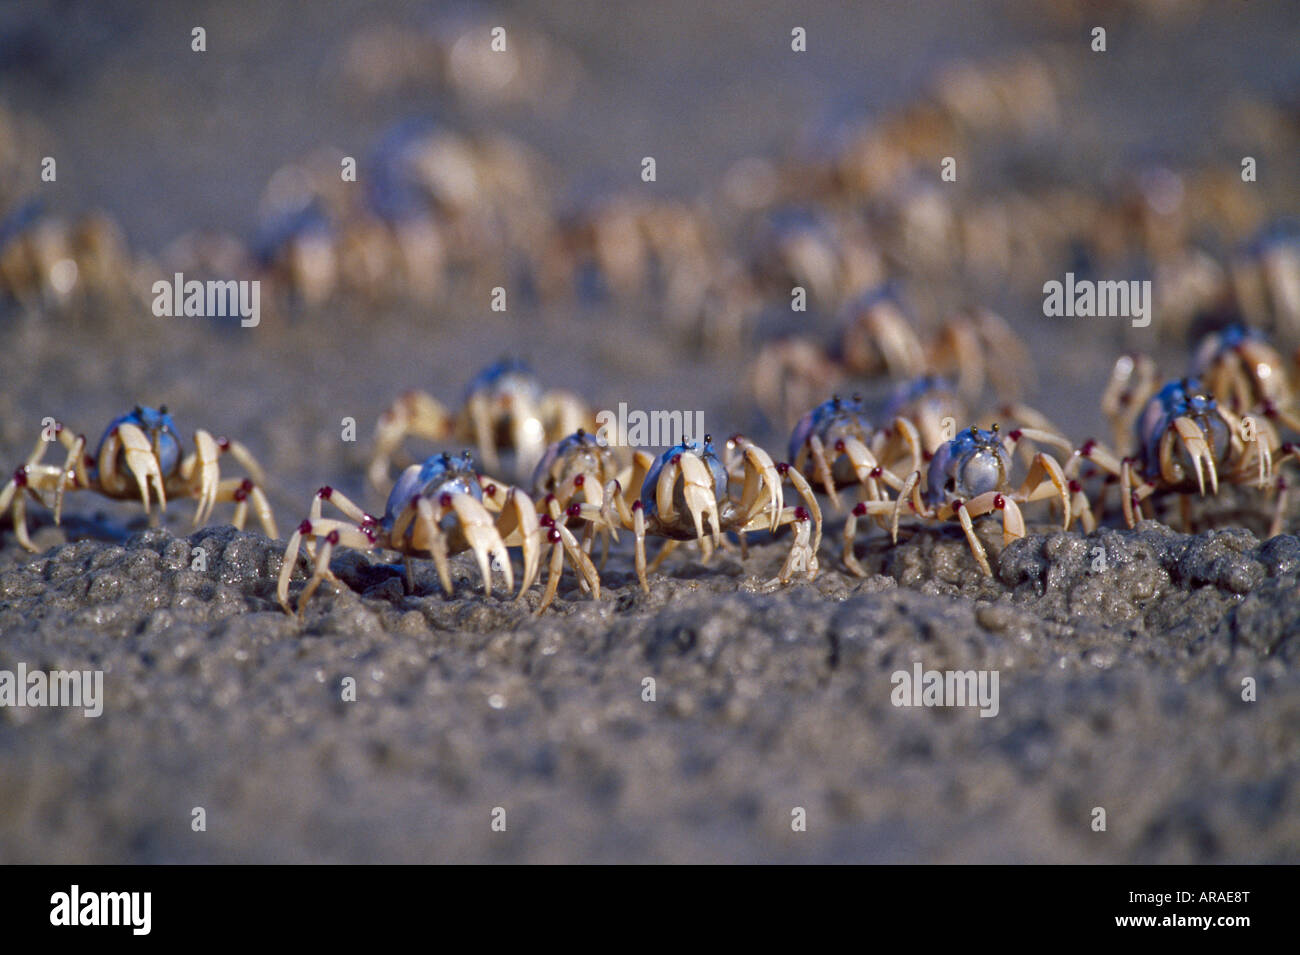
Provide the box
[5,318,1300,617]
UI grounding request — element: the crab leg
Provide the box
[1,462,68,552]
[648,539,681,572]
[1102,354,1157,449]
[892,470,925,543]
[619,452,654,510]
[842,435,908,494]
[210,477,278,537]
[493,487,542,595]
[775,507,818,582]
[52,427,87,525]
[780,462,823,555]
[1119,460,1158,528]
[216,436,269,488]
[632,501,649,593]
[538,527,567,611]
[535,521,601,613]
[277,519,374,616]
[875,417,923,478]
[952,499,992,576]
[1069,478,1096,533]
[841,500,869,577]
[1003,425,1074,459]
[1015,452,1071,530]
[950,492,1025,576]
[1070,438,1126,480]
[2,430,58,550]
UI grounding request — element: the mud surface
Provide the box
[2,1,1300,862]
[2,517,1298,862]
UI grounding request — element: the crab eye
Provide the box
[960,451,1002,497]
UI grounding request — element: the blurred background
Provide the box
[1,0,1299,538]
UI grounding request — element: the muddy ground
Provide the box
[2,0,1299,862]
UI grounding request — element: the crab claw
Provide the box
[117,422,167,515]
[1017,452,1071,531]
[1172,415,1219,495]
[677,452,722,548]
[191,429,221,527]
[448,492,513,597]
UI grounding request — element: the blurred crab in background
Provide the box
[1190,324,1300,433]
[746,207,885,313]
[279,449,600,618]
[338,14,581,112]
[0,200,138,312]
[751,285,1033,429]
[369,358,593,490]
[0,405,276,550]
[1230,224,1300,342]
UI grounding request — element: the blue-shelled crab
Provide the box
[1075,376,1281,532]
[0,405,276,550]
[278,450,599,617]
[878,423,1075,576]
[566,433,823,591]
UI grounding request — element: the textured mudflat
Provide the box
[2,513,1296,863]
